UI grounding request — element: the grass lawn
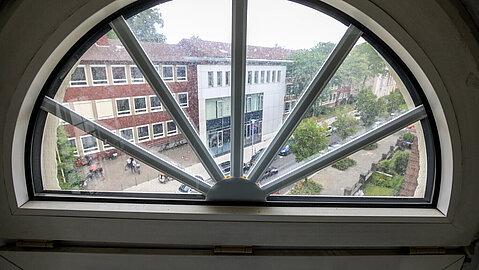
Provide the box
[363,184,395,196]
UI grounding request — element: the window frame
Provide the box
[217,71,222,87]
[149,95,162,112]
[166,120,178,136]
[95,99,114,120]
[177,92,188,108]
[133,96,147,114]
[207,71,214,87]
[162,65,174,82]
[130,65,145,84]
[69,65,88,87]
[102,130,117,151]
[79,135,99,155]
[68,137,79,156]
[111,65,128,85]
[152,122,165,139]
[175,65,187,82]
[72,100,95,120]
[136,124,150,143]
[119,127,135,143]
[115,97,131,117]
[89,64,109,85]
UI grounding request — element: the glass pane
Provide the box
[266,121,426,198]
[244,0,347,176]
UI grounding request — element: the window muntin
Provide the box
[133,96,147,114]
[176,65,187,81]
[111,65,128,85]
[130,65,145,84]
[136,125,151,142]
[162,65,174,81]
[115,98,131,116]
[70,65,88,87]
[90,65,109,85]
[149,95,162,112]
[30,0,436,204]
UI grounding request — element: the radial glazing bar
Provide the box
[230,0,248,178]
[110,16,224,182]
[41,97,211,195]
[248,25,362,183]
[261,105,427,195]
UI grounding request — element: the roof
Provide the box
[80,37,294,63]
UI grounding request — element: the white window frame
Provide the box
[136,124,150,142]
[130,65,145,84]
[133,96,147,114]
[80,135,99,155]
[217,71,222,87]
[152,122,165,139]
[95,99,114,120]
[68,137,79,156]
[89,65,109,85]
[111,65,128,85]
[166,120,178,136]
[119,127,135,143]
[266,70,271,83]
[260,70,265,83]
[73,100,95,120]
[272,70,276,82]
[247,71,252,84]
[177,92,188,108]
[162,65,174,82]
[149,95,162,112]
[69,65,88,87]
[102,130,116,151]
[208,71,214,87]
[277,70,281,82]
[115,97,131,117]
[254,71,259,84]
[175,65,187,81]
[225,71,231,86]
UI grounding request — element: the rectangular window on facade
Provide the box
[111,65,127,84]
[225,71,230,86]
[177,92,188,107]
[149,95,162,112]
[166,121,177,136]
[73,101,94,120]
[68,138,79,156]
[70,65,88,87]
[217,100,223,118]
[245,123,251,138]
[130,65,145,84]
[259,94,264,110]
[284,101,291,113]
[133,96,147,114]
[176,65,187,81]
[247,71,252,84]
[205,99,217,120]
[95,99,114,119]
[136,125,150,142]
[90,65,108,85]
[266,71,271,83]
[102,130,116,151]
[246,96,252,112]
[254,71,259,84]
[260,71,265,83]
[120,128,134,143]
[80,135,99,154]
[277,70,281,82]
[116,98,131,116]
[218,130,223,147]
[208,71,214,87]
[272,71,276,82]
[152,122,164,138]
[217,71,223,86]
[162,65,174,81]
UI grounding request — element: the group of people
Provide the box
[125,157,139,174]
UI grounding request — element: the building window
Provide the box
[130,65,145,84]
[247,71,252,84]
[246,96,252,112]
[208,71,214,87]
[102,130,116,151]
[177,92,188,108]
[284,101,291,113]
[217,71,222,86]
[259,94,263,110]
[176,65,187,81]
[68,138,79,156]
[254,71,259,84]
[111,65,127,85]
[90,65,109,85]
[166,120,177,136]
[119,127,134,143]
[133,96,147,114]
[272,70,276,82]
[277,70,281,82]
[162,65,174,81]
[80,135,99,154]
[136,125,150,142]
[70,65,88,87]
[149,95,162,112]
[152,122,164,139]
[73,101,94,120]
[266,71,271,83]
[95,99,114,119]
[260,71,265,83]
[225,71,230,86]
[115,98,131,116]
[217,100,223,118]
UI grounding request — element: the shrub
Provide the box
[332,157,357,170]
[290,178,322,195]
[402,133,415,143]
[391,151,410,175]
[371,172,404,191]
[363,142,378,150]
[377,159,391,174]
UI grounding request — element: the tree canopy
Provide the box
[290,119,330,162]
[332,109,360,140]
[107,8,166,43]
[355,88,385,126]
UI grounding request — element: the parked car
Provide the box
[176,184,199,194]
[219,161,231,174]
[279,144,290,156]
[263,167,279,178]
[244,148,265,170]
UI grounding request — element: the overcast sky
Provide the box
[157,0,348,50]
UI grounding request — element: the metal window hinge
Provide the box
[16,240,55,248]
[214,246,253,254]
[408,247,446,255]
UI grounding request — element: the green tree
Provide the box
[391,151,410,175]
[290,119,330,162]
[332,109,360,140]
[290,178,322,195]
[384,91,406,113]
[355,88,385,126]
[56,126,82,189]
[107,8,166,42]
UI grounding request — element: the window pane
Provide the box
[116,98,131,116]
[70,66,88,86]
[112,66,127,84]
[96,99,114,119]
[134,97,147,114]
[149,95,162,111]
[176,65,187,81]
[162,66,173,81]
[130,66,145,83]
[90,65,108,85]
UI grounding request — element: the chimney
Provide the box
[96,35,109,47]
